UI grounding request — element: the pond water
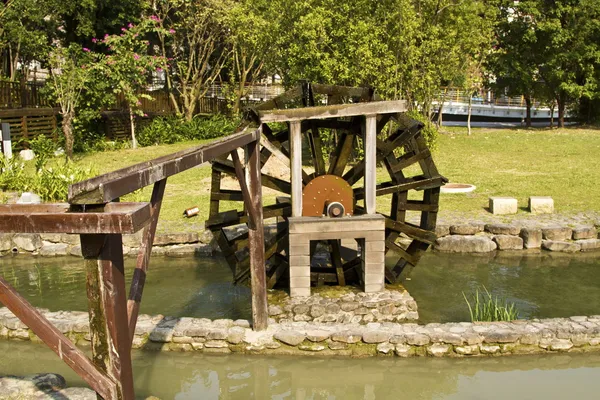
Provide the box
[1,251,599,323]
[1,340,599,399]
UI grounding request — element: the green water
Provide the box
[1,341,599,399]
[0,251,599,323]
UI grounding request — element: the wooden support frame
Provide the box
[290,121,303,217]
[364,114,377,214]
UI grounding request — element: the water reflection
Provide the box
[1,341,599,399]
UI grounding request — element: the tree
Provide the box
[155,0,229,121]
[97,18,168,148]
[45,44,97,158]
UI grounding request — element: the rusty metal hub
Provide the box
[302,175,354,217]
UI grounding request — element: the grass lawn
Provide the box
[67,126,600,233]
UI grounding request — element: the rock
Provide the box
[577,239,600,251]
[479,344,500,354]
[542,226,572,241]
[362,330,391,343]
[450,224,484,235]
[299,343,326,351]
[199,229,215,244]
[435,224,450,237]
[331,330,363,344]
[149,328,173,343]
[58,387,97,399]
[268,305,283,316]
[204,340,229,348]
[310,305,325,318]
[0,233,12,251]
[485,224,520,236]
[305,330,331,342]
[328,340,349,350]
[376,342,395,354]
[434,235,497,253]
[542,240,581,253]
[548,339,573,351]
[39,242,69,256]
[520,228,542,249]
[16,191,41,204]
[572,227,597,240]
[340,302,359,312]
[69,245,82,257]
[154,232,199,246]
[274,331,305,346]
[394,344,412,357]
[0,373,68,398]
[12,233,42,252]
[293,304,309,315]
[227,327,246,344]
[529,196,554,214]
[404,332,430,346]
[19,149,35,160]
[489,197,517,215]
[455,345,479,355]
[492,235,523,250]
[482,329,520,343]
[427,343,452,357]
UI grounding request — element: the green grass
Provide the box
[463,286,519,322]
[60,126,600,233]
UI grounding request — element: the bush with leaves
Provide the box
[138,115,240,146]
[34,161,97,201]
[0,154,28,193]
[28,134,58,171]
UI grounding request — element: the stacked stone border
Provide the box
[2,307,599,358]
[434,223,600,253]
[1,222,599,257]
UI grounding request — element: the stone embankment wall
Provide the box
[267,289,419,324]
[1,307,599,358]
[434,223,600,253]
[1,223,598,257]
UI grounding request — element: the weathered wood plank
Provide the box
[384,218,437,245]
[127,179,166,344]
[212,159,292,194]
[310,84,372,100]
[81,234,135,400]
[390,149,432,174]
[354,177,444,200]
[231,149,259,225]
[364,115,377,214]
[0,277,118,400]
[259,101,408,123]
[328,132,355,176]
[290,121,303,217]
[0,202,151,234]
[69,128,258,204]
[205,203,291,229]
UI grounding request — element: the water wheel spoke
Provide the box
[329,240,346,286]
[390,149,432,174]
[328,132,356,176]
[391,240,429,279]
[384,217,437,245]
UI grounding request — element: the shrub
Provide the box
[138,115,240,146]
[0,154,28,192]
[28,134,58,171]
[34,161,97,201]
[462,286,519,322]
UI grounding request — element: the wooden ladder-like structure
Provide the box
[0,129,267,400]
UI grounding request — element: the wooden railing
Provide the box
[0,80,49,109]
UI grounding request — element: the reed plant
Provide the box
[462,286,519,322]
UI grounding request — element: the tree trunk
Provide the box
[550,102,555,128]
[437,92,446,127]
[62,110,75,160]
[129,108,137,149]
[557,96,565,128]
[467,95,473,136]
[525,95,532,128]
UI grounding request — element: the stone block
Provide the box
[492,235,523,250]
[39,243,69,257]
[364,283,384,293]
[542,240,581,253]
[289,266,310,277]
[529,196,553,214]
[289,255,310,267]
[290,277,310,288]
[0,233,13,252]
[365,251,385,263]
[520,228,542,249]
[274,331,305,346]
[435,224,450,238]
[434,236,497,253]
[365,241,385,252]
[12,233,42,252]
[290,288,310,297]
[450,224,484,235]
[489,197,517,215]
[485,224,521,236]
[577,239,600,251]
[542,226,572,241]
[364,273,384,285]
[572,226,597,240]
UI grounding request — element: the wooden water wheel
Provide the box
[205,83,447,288]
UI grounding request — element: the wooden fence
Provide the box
[0,80,49,109]
[0,108,59,150]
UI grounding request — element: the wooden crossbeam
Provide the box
[354,176,444,200]
[384,218,437,245]
[0,278,118,400]
[231,149,259,225]
[259,101,408,123]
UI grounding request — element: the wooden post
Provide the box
[364,115,377,214]
[290,120,303,217]
[246,129,268,330]
[127,179,167,343]
[1,122,11,159]
[81,234,135,400]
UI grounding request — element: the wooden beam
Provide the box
[290,121,303,217]
[259,100,408,123]
[81,234,135,400]
[364,115,377,214]
[384,218,437,245]
[69,128,258,204]
[246,137,268,330]
[310,84,372,100]
[231,149,259,225]
[0,278,118,400]
[0,202,151,234]
[127,179,166,344]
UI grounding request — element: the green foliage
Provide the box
[406,111,439,152]
[463,286,519,322]
[28,134,58,171]
[138,115,240,147]
[34,161,96,201]
[0,154,27,192]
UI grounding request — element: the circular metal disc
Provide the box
[302,175,354,217]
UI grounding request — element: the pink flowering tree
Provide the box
[96,18,168,148]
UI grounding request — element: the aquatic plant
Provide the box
[462,286,519,322]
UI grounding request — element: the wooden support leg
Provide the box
[364,115,377,214]
[0,278,118,400]
[81,234,135,400]
[127,178,166,343]
[246,134,268,331]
